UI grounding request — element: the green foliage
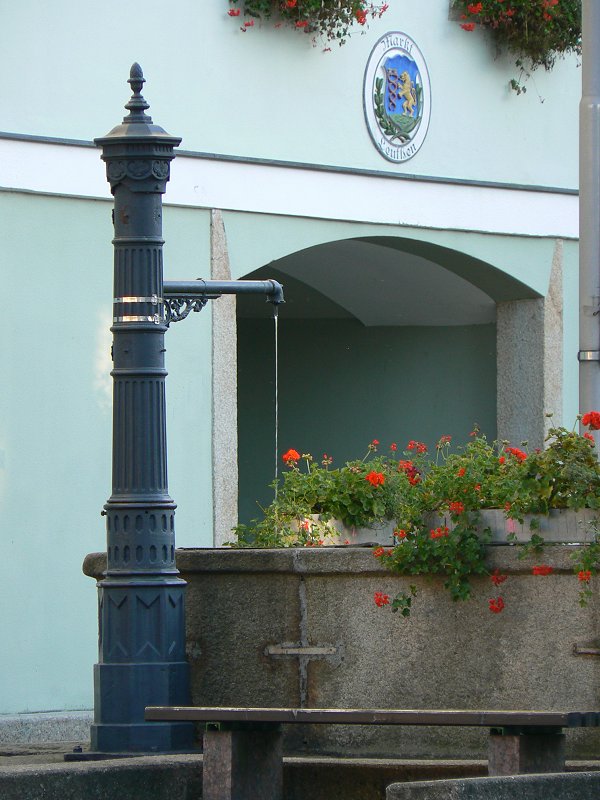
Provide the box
[510,425,600,514]
[571,526,600,606]
[233,418,600,614]
[381,522,490,603]
[233,443,409,546]
[228,0,389,45]
[453,0,581,93]
[391,585,417,617]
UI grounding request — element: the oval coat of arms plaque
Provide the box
[363,32,431,163]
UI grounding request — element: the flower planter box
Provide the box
[429,508,600,545]
[295,516,396,546]
[484,508,599,544]
[329,519,397,545]
[299,509,600,548]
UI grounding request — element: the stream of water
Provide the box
[274,309,279,501]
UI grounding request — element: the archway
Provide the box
[235,236,536,526]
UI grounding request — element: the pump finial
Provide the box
[123,62,152,124]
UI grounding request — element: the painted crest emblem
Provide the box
[363,32,431,163]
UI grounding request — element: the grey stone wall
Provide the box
[0,712,92,746]
[0,755,202,800]
[84,546,600,761]
[387,772,600,800]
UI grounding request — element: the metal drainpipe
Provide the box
[579,0,600,442]
[91,64,194,752]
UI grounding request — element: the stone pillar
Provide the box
[488,731,566,775]
[497,241,563,448]
[202,727,283,800]
[211,210,239,546]
[543,241,564,436]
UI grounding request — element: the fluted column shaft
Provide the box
[90,65,193,753]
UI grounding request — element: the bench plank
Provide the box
[145,705,600,790]
[145,706,600,729]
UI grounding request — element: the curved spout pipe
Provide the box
[164,279,285,306]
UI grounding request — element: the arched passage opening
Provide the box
[235,235,541,526]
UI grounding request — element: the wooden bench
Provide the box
[145,706,600,800]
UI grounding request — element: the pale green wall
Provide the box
[238,318,497,524]
[223,211,559,299]
[0,192,110,713]
[0,192,212,714]
[0,1,579,188]
[0,190,577,714]
[0,0,582,720]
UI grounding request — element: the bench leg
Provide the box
[202,727,283,800]
[488,732,566,776]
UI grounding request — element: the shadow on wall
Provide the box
[237,314,496,526]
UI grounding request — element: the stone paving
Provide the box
[0,741,86,765]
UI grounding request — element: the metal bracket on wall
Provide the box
[573,641,600,656]
[578,351,600,362]
[164,295,217,325]
[113,294,164,325]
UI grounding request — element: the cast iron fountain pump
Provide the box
[91,63,283,753]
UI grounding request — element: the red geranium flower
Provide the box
[228,8,241,16]
[398,459,421,485]
[582,411,600,430]
[374,591,390,607]
[532,565,553,576]
[407,440,427,453]
[449,501,465,515]
[365,470,385,486]
[491,569,508,587]
[489,597,505,613]
[578,570,592,582]
[282,448,301,464]
[505,446,527,462]
[461,22,476,31]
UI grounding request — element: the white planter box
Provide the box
[294,515,396,545]
[431,508,600,544]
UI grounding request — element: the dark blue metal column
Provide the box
[91,64,194,752]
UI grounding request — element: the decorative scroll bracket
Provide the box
[164,295,218,326]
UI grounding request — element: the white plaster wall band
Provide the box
[0,137,578,239]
